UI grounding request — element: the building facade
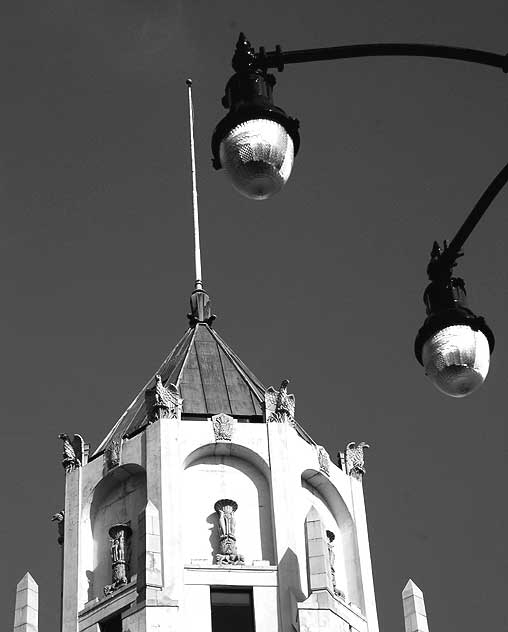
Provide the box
[12,287,431,632]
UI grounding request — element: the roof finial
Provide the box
[186,79,215,326]
[186,78,203,292]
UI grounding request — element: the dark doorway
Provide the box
[210,588,255,632]
[99,614,122,632]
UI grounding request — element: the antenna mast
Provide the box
[186,79,203,291]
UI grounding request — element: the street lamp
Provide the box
[212,33,508,396]
[211,36,300,199]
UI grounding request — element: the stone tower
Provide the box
[54,286,378,632]
[9,285,429,632]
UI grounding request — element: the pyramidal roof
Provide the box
[93,289,265,457]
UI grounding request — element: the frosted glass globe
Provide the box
[219,118,294,200]
[422,325,490,397]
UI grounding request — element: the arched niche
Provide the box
[301,469,363,609]
[87,464,147,600]
[182,445,274,566]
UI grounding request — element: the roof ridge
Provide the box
[92,327,196,457]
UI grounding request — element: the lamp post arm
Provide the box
[253,42,508,73]
[436,160,508,273]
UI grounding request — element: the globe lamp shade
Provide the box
[219,118,294,200]
[421,324,490,397]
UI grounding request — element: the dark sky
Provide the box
[1,1,507,631]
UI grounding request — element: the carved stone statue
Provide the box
[317,446,331,476]
[345,441,370,478]
[212,413,235,441]
[326,530,345,600]
[51,510,65,545]
[265,379,295,424]
[104,440,121,470]
[145,375,182,423]
[214,499,244,565]
[104,524,132,596]
[58,434,84,473]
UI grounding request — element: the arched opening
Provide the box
[301,470,363,609]
[88,464,147,600]
[182,447,274,565]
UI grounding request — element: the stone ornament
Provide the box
[104,440,122,470]
[345,441,370,478]
[265,379,295,424]
[145,375,182,423]
[326,530,345,600]
[317,446,331,476]
[104,523,132,596]
[51,510,65,546]
[58,433,85,474]
[212,413,236,441]
[214,499,244,565]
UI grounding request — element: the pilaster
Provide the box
[143,418,181,620]
[267,422,302,632]
[62,467,82,632]
[349,475,379,632]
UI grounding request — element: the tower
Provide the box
[53,285,381,632]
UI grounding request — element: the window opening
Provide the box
[99,613,122,632]
[210,587,255,632]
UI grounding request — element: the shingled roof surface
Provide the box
[93,322,266,457]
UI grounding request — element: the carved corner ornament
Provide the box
[104,523,132,596]
[265,379,295,424]
[214,499,244,565]
[58,433,84,474]
[51,510,65,545]
[317,446,331,476]
[145,375,182,423]
[212,413,236,441]
[104,440,122,471]
[345,441,370,478]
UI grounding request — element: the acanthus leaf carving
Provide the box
[317,446,331,476]
[104,439,122,471]
[212,413,236,441]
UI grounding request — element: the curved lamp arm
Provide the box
[239,37,508,73]
[434,161,508,275]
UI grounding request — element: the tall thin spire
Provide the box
[186,78,203,291]
[186,79,214,326]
